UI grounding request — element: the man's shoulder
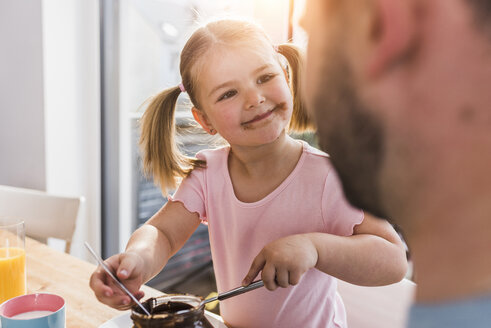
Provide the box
[408,295,491,328]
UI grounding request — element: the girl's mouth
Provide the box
[241,103,285,126]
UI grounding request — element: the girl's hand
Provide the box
[242,234,318,291]
[89,252,146,310]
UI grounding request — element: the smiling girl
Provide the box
[90,19,407,327]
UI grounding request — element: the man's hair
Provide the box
[467,0,491,27]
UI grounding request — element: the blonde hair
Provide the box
[140,19,314,194]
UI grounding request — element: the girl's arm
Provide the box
[243,213,408,290]
[310,213,408,286]
[89,200,200,309]
[126,200,201,282]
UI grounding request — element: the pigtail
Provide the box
[277,44,316,132]
[139,86,205,194]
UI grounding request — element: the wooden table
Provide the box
[25,238,163,327]
[25,237,415,327]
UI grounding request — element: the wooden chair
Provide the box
[0,185,81,253]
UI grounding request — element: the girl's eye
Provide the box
[257,73,277,84]
[217,90,237,102]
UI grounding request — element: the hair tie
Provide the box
[178,83,186,93]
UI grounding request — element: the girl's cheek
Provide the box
[219,105,239,120]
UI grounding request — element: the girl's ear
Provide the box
[282,66,289,83]
[192,107,217,135]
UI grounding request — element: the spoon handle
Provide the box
[203,280,264,304]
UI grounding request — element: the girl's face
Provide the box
[193,45,293,147]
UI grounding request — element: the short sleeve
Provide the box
[321,167,364,236]
[168,167,208,222]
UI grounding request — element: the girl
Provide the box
[90,19,408,327]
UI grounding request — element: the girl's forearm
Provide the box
[307,232,408,286]
[125,224,174,283]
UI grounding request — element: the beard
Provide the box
[311,54,388,219]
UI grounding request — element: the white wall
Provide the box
[0,0,46,191]
[42,0,101,260]
[252,0,289,44]
[0,0,102,261]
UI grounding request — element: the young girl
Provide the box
[90,19,408,327]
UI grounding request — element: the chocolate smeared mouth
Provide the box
[241,102,286,126]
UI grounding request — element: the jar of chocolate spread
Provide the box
[131,295,214,328]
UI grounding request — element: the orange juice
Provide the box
[0,247,26,304]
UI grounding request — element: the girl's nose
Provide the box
[245,88,265,109]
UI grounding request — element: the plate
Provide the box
[99,310,228,328]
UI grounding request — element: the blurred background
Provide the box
[0,0,309,311]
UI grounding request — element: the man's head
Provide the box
[465,0,491,28]
[301,0,491,225]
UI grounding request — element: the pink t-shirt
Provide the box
[170,141,364,328]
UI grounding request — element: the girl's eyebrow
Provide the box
[209,81,236,97]
[253,64,273,76]
[208,64,274,97]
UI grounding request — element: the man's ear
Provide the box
[192,107,217,135]
[367,0,417,78]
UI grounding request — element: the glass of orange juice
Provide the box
[0,218,26,304]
